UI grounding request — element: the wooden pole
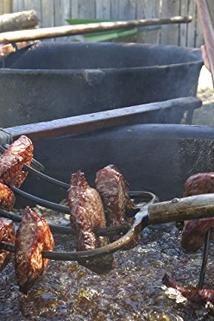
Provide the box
[0,15,192,43]
[197,0,214,83]
[149,193,214,224]
[0,10,39,32]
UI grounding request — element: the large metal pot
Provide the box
[0,42,202,127]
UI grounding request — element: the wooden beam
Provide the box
[197,0,214,83]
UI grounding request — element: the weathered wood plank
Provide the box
[179,0,188,46]
[110,0,120,20]
[12,0,24,12]
[136,0,160,43]
[54,0,71,26]
[136,0,159,18]
[3,0,12,13]
[23,0,41,21]
[54,0,71,42]
[73,0,96,18]
[118,0,136,19]
[160,0,180,45]
[0,2,4,15]
[40,0,54,27]
[96,0,111,20]
[70,0,77,18]
[195,4,204,47]
[186,0,196,47]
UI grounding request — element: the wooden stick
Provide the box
[0,10,39,33]
[149,194,214,224]
[0,15,192,43]
[197,0,214,83]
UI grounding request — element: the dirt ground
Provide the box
[193,66,214,125]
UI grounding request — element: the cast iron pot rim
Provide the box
[28,41,203,57]
[0,60,203,75]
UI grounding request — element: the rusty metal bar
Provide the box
[6,97,201,140]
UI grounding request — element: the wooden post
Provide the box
[197,0,214,82]
[0,10,39,32]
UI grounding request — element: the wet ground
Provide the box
[1,213,214,321]
[193,66,214,126]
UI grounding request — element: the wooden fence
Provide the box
[0,0,204,47]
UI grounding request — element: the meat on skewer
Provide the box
[68,170,114,273]
[15,207,54,293]
[0,179,16,270]
[95,165,134,227]
[181,173,214,252]
[96,165,138,247]
[0,218,15,270]
[0,182,15,210]
[0,135,33,187]
[163,273,214,304]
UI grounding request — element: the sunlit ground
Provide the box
[193,66,214,125]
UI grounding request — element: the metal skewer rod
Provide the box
[0,144,69,189]
[23,163,69,189]
[198,227,212,289]
[0,190,156,234]
[11,186,70,213]
[0,191,156,236]
[0,207,71,234]
[0,207,130,236]
[11,185,157,216]
[0,145,45,172]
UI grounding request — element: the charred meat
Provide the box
[184,173,214,197]
[95,165,137,247]
[0,135,33,187]
[0,218,15,270]
[0,182,15,210]
[15,207,54,293]
[163,273,214,304]
[182,173,214,252]
[95,165,134,227]
[181,218,214,252]
[68,170,114,273]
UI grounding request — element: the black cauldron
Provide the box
[0,42,202,127]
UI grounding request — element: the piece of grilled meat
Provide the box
[68,170,114,274]
[15,207,55,293]
[95,165,137,248]
[0,182,15,210]
[163,273,214,304]
[0,218,15,270]
[181,173,214,252]
[0,135,33,187]
[95,165,134,227]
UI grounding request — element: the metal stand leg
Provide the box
[198,227,212,289]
